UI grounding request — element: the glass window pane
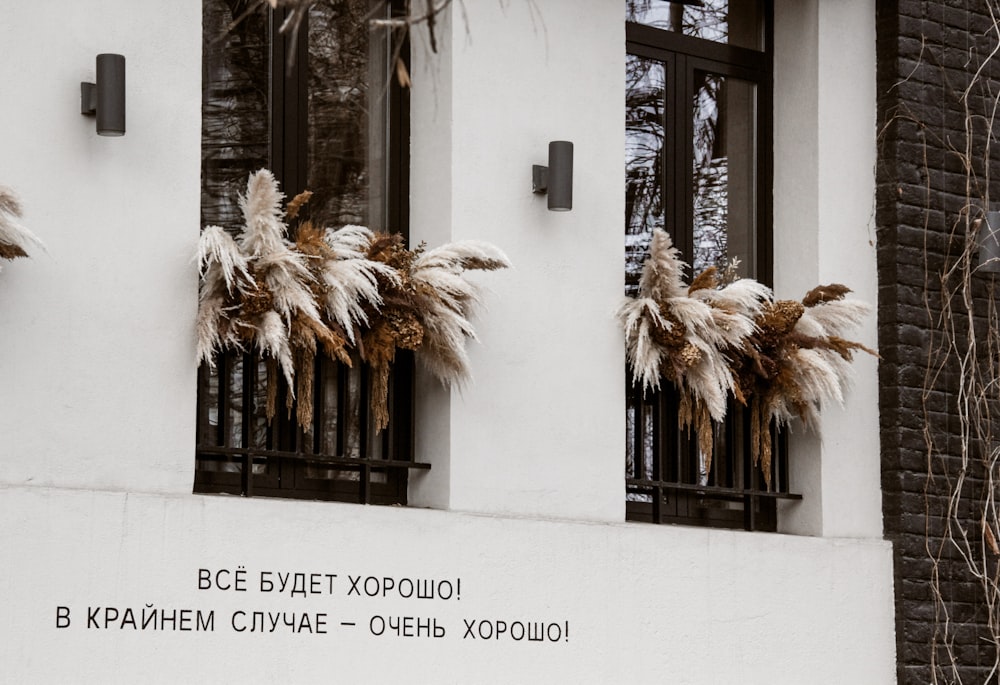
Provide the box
[307,1,392,231]
[692,72,757,277]
[626,0,764,51]
[201,0,270,230]
[626,55,666,295]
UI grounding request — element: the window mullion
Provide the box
[668,55,695,264]
[757,57,774,287]
[663,55,680,257]
[269,8,309,199]
[680,56,697,267]
[268,9,284,186]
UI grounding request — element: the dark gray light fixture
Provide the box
[532,141,574,211]
[979,210,1000,273]
[81,54,126,136]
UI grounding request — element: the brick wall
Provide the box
[876,1,1000,682]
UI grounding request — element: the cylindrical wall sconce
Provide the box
[532,141,574,211]
[81,54,126,136]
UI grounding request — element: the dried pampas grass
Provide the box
[0,185,43,267]
[620,227,875,482]
[196,169,509,433]
[620,230,766,426]
[409,240,510,385]
[619,230,768,470]
[302,222,399,343]
[743,287,877,478]
[197,171,332,423]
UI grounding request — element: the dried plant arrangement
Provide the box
[619,229,769,466]
[734,283,877,479]
[197,169,509,432]
[0,186,43,267]
[619,228,875,479]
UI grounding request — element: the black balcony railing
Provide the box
[626,379,800,531]
[195,348,425,504]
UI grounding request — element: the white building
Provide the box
[0,1,893,682]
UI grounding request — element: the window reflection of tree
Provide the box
[201,0,388,234]
[693,73,727,274]
[626,0,730,44]
[625,55,665,295]
[308,1,373,230]
[202,0,269,232]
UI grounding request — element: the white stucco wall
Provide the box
[0,1,894,683]
[1,485,894,685]
[773,0,882,539]
[0,0,201,495]
[408,0,626,521]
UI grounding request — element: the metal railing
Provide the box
[626,379,800,531]
[195,348,423,504]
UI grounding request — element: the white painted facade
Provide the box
[0,1,893,683]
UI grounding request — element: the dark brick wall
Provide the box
[876,1,1000,682]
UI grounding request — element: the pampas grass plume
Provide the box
[197,225,252,293]
[0,185,44,265]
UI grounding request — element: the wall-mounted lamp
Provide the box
[81,54,126,136]
[532,141,574,211]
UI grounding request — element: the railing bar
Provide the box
[197,446,431,469]
[650,389,661,522]
[383,361,395,461]
[643,387,654,523]
[661,387,677,523]
[241,351,254,497]
[774,423,786,492]
[359,364,370,461]
[214,355,226,447]
[336,361,348,456]
[628,384,640,480]
[627,383,641,481]
[312,353,322,454]
[666,388,683,487]
[360,464,371,505]
[728,405,739,490]
[625,478,802,499]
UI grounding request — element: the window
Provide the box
[195,0,421,504]
[625,0,798,530]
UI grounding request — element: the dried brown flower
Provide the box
[801,283,852,307]
[688,266,719,294]
[286,190,313,221]
[0,243,28,260]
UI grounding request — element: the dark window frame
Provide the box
[195,0,422,505]
[625,3,801,531]
[625,20,772,279]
